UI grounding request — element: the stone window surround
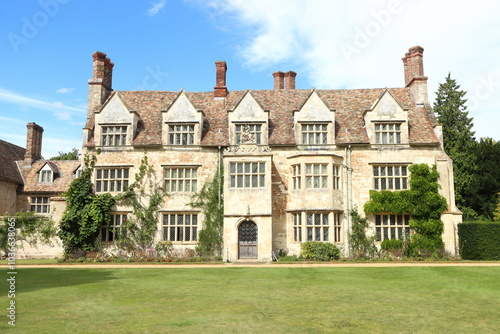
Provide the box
[162,165,200,193]
[291,211,342,243]
[97,122,132,147]
[30,196,50,214]
[229,161,266,189]
[290,162,341,190]
[162,212,199,243]
[374,213,411,241]
[94,165,131,193]
[370,120,408,145]
[101,213,128,242]
[371,163,410,191]
[299,122,331,145]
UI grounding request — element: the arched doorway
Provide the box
[238,220,258,259]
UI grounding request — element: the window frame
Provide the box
[163,166,198,193]
[301,123,329,145]
[235,123,262,145]
[162,213,199,243]
[229,162,266,189]
[374,123,402,144]
[305,164,328,189]
[101,125,128,146]
[168,124,196,146]
[292,212,342,243]
[30,197,50,214]
[101,213,127,242]
[95,167,130,193]
[373,164,409,191]
[374,214,411,241]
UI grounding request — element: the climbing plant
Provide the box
[0,211,57,257]
[190,156,224,257]
[58,155,115,255]
[348,208,377,259]
[115,155,166,258]
[364,164,448,257]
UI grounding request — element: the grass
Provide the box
[1,267,499,333]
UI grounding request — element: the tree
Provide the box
[433,74,476,211]
[494,193,500,222]
[469,138,500,219]
[189,156,224,257]
[50,148,79,160]
[348,208,377,259]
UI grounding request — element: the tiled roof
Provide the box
[0,139,25,184]
[88,86,439,147]
[17,160,81,193]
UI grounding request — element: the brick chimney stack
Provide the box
[88,51,114,121]
[402,45,426,87]
[402,46,429,104]
[273,71,285,90]
[25,122,43,163]
[285,71,297,90]
[214,61,228,98]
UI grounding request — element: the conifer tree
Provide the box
[433,74,476,213]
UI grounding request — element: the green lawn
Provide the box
[1,267,499,333]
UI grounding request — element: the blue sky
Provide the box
[1,0,499,158]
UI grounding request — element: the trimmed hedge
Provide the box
[301,241,340,261]
[458,221,500,260]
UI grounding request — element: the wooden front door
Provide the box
[238,221,258,259]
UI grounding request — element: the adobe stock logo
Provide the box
[467,72,500,110]
[133,65,169,90]
[7,0,71,54]
[340,0,403,61]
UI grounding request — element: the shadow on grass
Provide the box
[7,268,121,294]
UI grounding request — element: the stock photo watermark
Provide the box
[340,0,403,61]
[7,0,71,54]
[5,217,17,327]
[133,65,169,90]
[467,72,500,110]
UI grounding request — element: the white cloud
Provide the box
[147,0,167,16]
[56,87,75,94]
[0,88,86,115]
[199,0,500,140]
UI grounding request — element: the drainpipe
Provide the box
[344,145,353,256]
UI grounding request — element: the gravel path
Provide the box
[14,262,500,269]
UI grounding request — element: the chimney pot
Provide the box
[273,71,285,90]
[402,45,425,86]
[285,71,297,90]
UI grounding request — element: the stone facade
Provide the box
[2,46,462,260]
[80,46,461,261]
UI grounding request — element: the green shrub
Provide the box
[301,241,340,261]
[458,221,500,260]
[381,239,403,251]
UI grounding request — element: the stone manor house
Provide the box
[1,46,462,260]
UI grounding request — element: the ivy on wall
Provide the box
[190,156,223,257]
[115,155,166,258]
[364,164,448,255]
[58,155,115,255]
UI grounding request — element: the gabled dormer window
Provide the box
[374,123,401,144]
[101,125,127,146]
[301,123,328,145]
[39,164,54,183]
[168,124,195,145]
